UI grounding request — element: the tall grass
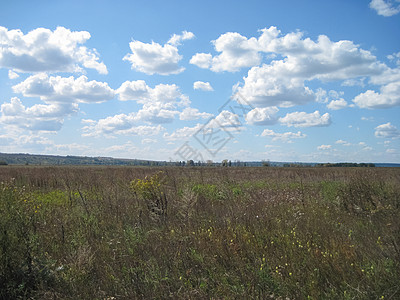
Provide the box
[0,166,399,299]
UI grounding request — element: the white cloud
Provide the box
[167,31,195,46]
[342,78,366,87]
[261,128,306,142]
[179,107,213,121]
[245,107,279,125]
[266,32,383,81]
[279,111,331,128]
[213,110,241,129]
[190,32,262,72]
[237,63,316,107]
[135,104,180,124]
[117,80,192,124]
[315,88,329,103]
[165,111,242,143]
[13,73,115,103]
[117,80,188,106]
[387,52,400,66]
[327,98,348,110]
[375,122,400,139]
[163,123,203,141]
[353,81,400,108]
[361,116,374,121]
[194,26,383,80]
[91,141,161,159]
[189,53,212,69]
[370,0,400,16]
[0,134,53,153]
[386,148,397,154]
[141,138,157,144]
[82,113,166,137]
[82,113,135,136]
[193,81,214,91]
[0,97,78,131]
[318,144,332,150]
[205,27,387,108]
[0,134,13,146]
[0,26,107,74]
[8,70,19,79]
[238,49,381,108]
[336,139,351,146]
[123,41,183,75]
[50,143,90,154]
[123,31,194,75]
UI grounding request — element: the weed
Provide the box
[0,166,398,298]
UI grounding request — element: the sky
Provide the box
[0,0,400,163]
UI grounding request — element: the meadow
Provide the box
[0,166,399,299]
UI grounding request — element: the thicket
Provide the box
[0,166,399,299]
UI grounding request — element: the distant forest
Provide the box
[0,152,396,167]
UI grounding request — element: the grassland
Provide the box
[0,166,399,299]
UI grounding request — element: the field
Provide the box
[0,166,399,299]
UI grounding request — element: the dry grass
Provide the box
[0,166,399,299]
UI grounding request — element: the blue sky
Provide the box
[1,0,400,163]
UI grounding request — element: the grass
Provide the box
[0,166,399,299]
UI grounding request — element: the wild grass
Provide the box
[0,166,399,299]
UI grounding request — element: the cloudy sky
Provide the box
[1,0,399,163]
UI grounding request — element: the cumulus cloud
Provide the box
[123,41,183,75]
[82,79,210,135]
[8,70,19,79]
[117,80,193,124]
[213,110,242,129]
[375,122,400,138]
[336,139,351,146]
[237,31,383,107]
[261,128,306,142]
[237,63,316,107]
[135,105,180,124]
[193,81,214,91]
[190,32,262,72]
[279,111,331,128]
[387,52,400,66]
[353,81,400,108]
[167,31,195,46]
[188,26,388,109]
[342,78,366,87]
[179,107,213,121]
[0,97,78,131]
[0,134,56,153]
[370,0,400,16]
[245,107,279,125]
[327,98,348,110]
[193,26,382,80]
[386,148,398,154]
[141,138,157,144]
[189,53,212,69]
[6,74,114,131]
[0,26,107,74]
[82,114,165,137]
[318,144,332,150]
[123,31,194,75]
[165,111,242,146]
[13,73,115,103]
[264,29,382,81]
[163,123,203,141]
[117,80,188,105]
